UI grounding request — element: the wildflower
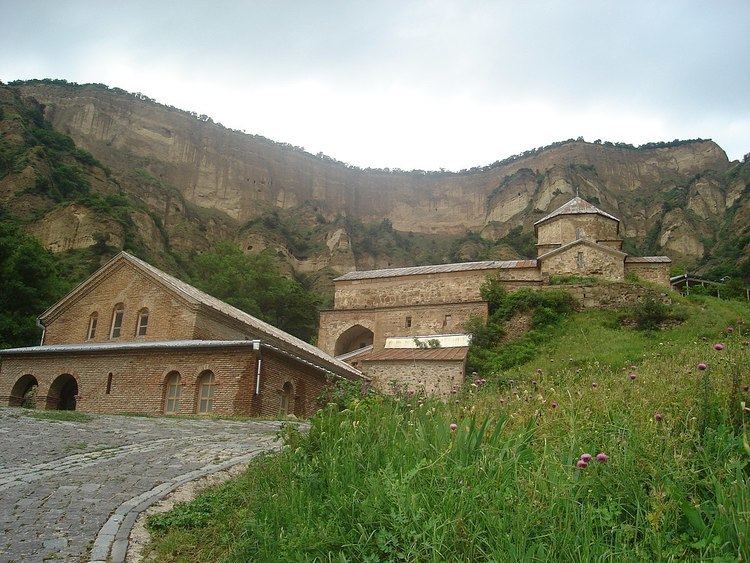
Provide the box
[550,401,558,409]
[532,380,538,386]
[654,412,664,422]
[580,453,593,463]
[697,363,708,371]
[576,459,588,469]
[592,382,598,389]
[713,343,725,351]
[629,373,637,381]
[595,453,608,463]
[450,423,458,432]
[536,368,543,375]
[743,385,749,392]
[727,327,734,333]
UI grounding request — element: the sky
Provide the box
[1,0,748,171]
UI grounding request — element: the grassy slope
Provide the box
[146,295,750,561]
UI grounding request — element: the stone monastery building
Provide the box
[1,196,671,413]
[0,252,362,417]
[318,197,671,396]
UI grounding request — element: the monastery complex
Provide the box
[0,197,671,414]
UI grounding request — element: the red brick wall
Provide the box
[0,345,330,417]
[43,262,198,345]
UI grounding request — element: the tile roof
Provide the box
[625,256,672,263]
[534,197,619,228]
[358,347,469,362]
[37,252,362,380]
[334,260,538,282]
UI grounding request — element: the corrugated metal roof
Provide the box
[625,256,672,263]
[534,197,619,227]
[334,260,538,281]
[359,347,469,362]
[384,334,471,348]
[0,340,258,355]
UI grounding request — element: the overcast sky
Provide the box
[1,1,748,170]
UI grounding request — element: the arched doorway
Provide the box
[279,381,294,416]
[9,374,38,408]
[334,324,374,356]
[46,374,78,411]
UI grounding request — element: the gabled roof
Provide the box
[534,197,620,231]
[625,256,672,263]
[334,259,538,282]
[537,238,627,261]
[39,252,362,380]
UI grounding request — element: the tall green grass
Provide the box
[147,296,750,561]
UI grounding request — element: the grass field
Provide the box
[146,295,750,561]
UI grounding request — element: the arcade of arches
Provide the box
[334,324,374,356]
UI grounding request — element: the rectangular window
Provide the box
[110,310,124,338]
[405,316,412,328]
[106,373,113,394]
[444,314,452,328]
[87,317,97,340]
[137,312,149,336]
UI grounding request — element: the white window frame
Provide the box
[86,313,98,340]
[110,305,124,339]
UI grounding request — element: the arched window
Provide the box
[197,371,216,414]
[110,303,124,339]
[164,372,181,414]
[279,381,294,416]
[136,308,149,337]
[86,313,98,340]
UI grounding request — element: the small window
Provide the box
[405,316,412,328]
[443,314,452,328]
[197,371,216,414]
[110,304,124,339]
[136,308,149,337]
[87,313,98,340]
[106,373,113,394]
[280,381,294,416]
[577,251,585,269]
[165,372,181,414]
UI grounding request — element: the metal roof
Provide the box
[35,252,362,380]
[334,260,538,282]
[0,340,258,355]
[625,256,672,263]
[534,197,620,228]
[358,347,469,362]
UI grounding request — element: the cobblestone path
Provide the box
[0,408,285,562]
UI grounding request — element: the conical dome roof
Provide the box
[534,196,619,230]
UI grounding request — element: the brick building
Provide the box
[0,252,363,417]
[318,197,670,396]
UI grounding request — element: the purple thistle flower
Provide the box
[654,412,664,422]
[697,363,708,371]
[576,459,588,469]
[595,453,608,463]
[580,453,593,463]
[450,423,458,432]
[727,327,734,334]
[550,401,558,409]
[629,373,637,381]
[713,343,725,351]
[536,368,543,375]
[592,382,598,389]
[532,380,538,386]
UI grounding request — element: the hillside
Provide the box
[5,79,749,285]
[145,294,750,560]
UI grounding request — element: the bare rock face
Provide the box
[28,204,123,252]
[11,82,747,274]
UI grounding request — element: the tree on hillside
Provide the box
[0,221,67,348]
[187,243,321,342]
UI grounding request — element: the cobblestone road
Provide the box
[0,408,286,562]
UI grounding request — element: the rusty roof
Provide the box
[358,347,469,362]
[534,197,619,229]
[334,260,538,282]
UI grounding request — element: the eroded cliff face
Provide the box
[9,82,750,277]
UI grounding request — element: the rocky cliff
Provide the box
[5,80,750,284]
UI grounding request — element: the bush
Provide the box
[621,295,684,331]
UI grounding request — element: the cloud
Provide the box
[1,0,748,167]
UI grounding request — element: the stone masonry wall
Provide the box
[540,244,625,281]
[318,302,488,355]
[362,359,465,398]
[43,262,197,345]
[554,282,670,309]
[536,215,619,249]
[625,262,671,287]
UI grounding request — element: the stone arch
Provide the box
[9,374,38,408]
[334,324,375,356]
[46,374,78,411]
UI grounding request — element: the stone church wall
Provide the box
[362,359,464,398]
